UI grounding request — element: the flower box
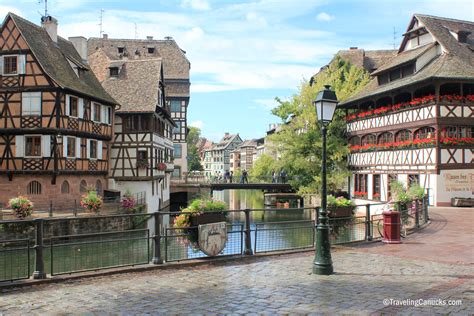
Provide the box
[327,205,354,218]
[190,212,226,227]
[451,197,474,207]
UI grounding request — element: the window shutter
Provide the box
[65,95,70,116]
[97,140,103,160]
[76,137,81,158]
[0,56,3,75]
[86,139,90,159]
[18,55,26,74]
[42,135,51,157]
[15,135,24,157]
[63,136,67,157]
[78,98,84,119]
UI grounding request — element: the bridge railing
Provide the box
[172,173,295,185]
[0,198,429,283]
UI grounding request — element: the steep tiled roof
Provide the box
[215,134,242,149]
[101,59,162,113]
[87,38,190,80]
[337,49,397,73]
[7,13,116,105]
[340,14,474,107]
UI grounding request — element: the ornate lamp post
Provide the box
[313,85,338,275]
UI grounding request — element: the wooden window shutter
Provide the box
[65,95,70,116]
[78,98,84,119]
[97,140,103,160]
[101,105,106,124]
[76,137,81,158]
[15,135,24,157]
[42,135,51,157]
[0,56,3,74]
[18,55,26,74]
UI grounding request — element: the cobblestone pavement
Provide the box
[0,208,472,315]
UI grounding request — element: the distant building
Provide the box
[203,133,242,178]
[87,35,190,179]
[339,14,474,206]
[0,13,117,206]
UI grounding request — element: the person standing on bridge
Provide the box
[230,171,233,183]
[241,170,249,184]
[272,170,277,183]
[280,169,287,184]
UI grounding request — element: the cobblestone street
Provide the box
[1,208,473,315]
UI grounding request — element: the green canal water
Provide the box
[1,190,315,281]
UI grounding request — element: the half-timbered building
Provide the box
[87,49,175,212]
[339,14,474,206]
[203,133,242,178]
[0,13,116,206]
[87,35,190,179]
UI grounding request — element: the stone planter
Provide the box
[327,206,354,218]
[451,198,474,207]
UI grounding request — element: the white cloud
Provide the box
[246,12,268,28]
[316,12,334,22]
[181,0,210,11]
[0,5,21,18]
[190,120,204,129]
[253,98,278,111]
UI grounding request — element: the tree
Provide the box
[187,126,204,171]
[268,55,371,194]
[249,154,277,179]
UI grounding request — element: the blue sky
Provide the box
[1,0,472,141]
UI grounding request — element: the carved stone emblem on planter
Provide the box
[198,222,227,256]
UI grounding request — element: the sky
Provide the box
[1,0,472,141]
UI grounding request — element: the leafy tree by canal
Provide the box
[187,126,204,171]
[253,55,371,194]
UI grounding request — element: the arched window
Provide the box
[61,181,70,194]
[80,180,87,193]
[378,132,393,144]
[395,130,411,142]
[414,127,435,139]
[361,134,376,146]
[27,181,42,195]
[349,136,360,146]
[96,180,102,195]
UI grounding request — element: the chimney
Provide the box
[68,36,88,62]
[349,47,358,50]
[41,16,58,43]
[146,36,153,40]
[225,132,230,137]
[164,36,173,40]
[103,33,108,39]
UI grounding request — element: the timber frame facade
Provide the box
[0,13,117,206]
[340,14,474,207]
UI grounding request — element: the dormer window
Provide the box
[118,47,124,54]
[378,63,415,85]
[148,47,155,54]
[109,67,119,77]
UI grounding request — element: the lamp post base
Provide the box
[313,262,334,275]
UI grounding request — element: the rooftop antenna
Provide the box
[38,0,48,17]
[99,9,105,38]
[134,23,138,39]
[392,27,397,49]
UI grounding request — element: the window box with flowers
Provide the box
[440,137,474,147]
[80,190,103,214]
[354,191,368,199]
[156,163,167,171]
[373,193,381,201]
[350,137,436,153]
[327,195,355,218]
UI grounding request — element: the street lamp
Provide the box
[313,84,338,275]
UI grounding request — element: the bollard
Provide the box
[152,212,163,264]
[423,196,429,221]
[243,209,253,255]
[73,199,78,217]
[33,219,47,279]
[49,200,53,217]
[365,204,372,241]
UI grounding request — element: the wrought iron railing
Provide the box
[0,197,429,283]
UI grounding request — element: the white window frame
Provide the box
[22,92,42,116]
[1,54,25,76]
[88,139,98,160]
[66,95,79,118]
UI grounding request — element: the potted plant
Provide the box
[121,190,136,212]
[80,190,103,214]
[173,198,227,247]
[157,163,167,171]
[8,195,33,219]
[327,195,355,218]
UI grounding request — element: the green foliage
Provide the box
[187,198,227,213]
[269,55,371,194]
[8,195,33,219]
[187,127,204,171]
[408,184,425,200]
[249,154,277,178]
[390,180,411,203]
[327,195,354,207]
[80,191,103,214]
